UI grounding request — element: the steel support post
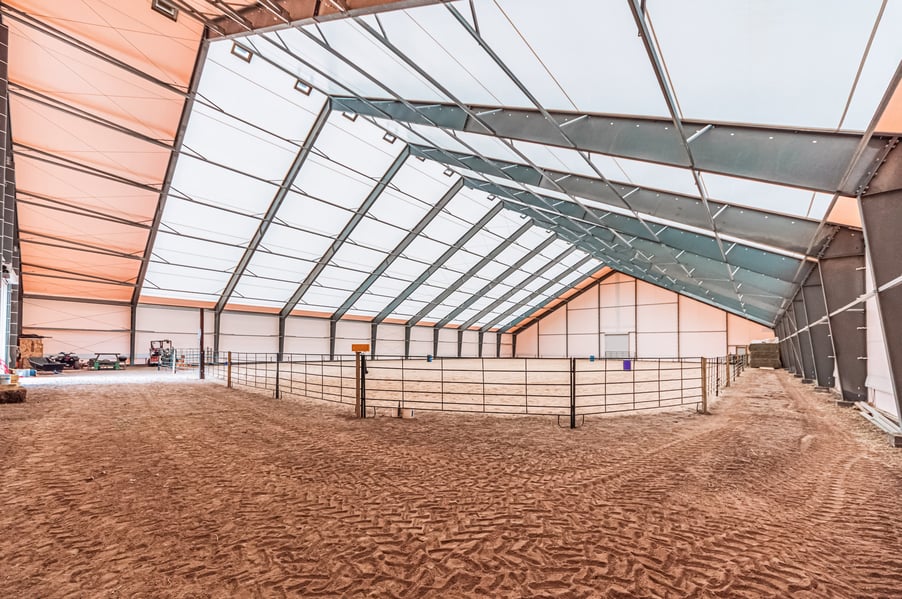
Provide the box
[819,229,867,401]
[784,304,805,377]
[860,169,902,420]
[792,290,817,383]
[800,264,835,388]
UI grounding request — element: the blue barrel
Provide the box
[426,354,433,363]
[623,359,631,371]
[589,354,595,362]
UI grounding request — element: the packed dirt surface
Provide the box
[2,369,901,598]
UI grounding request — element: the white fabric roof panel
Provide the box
[124,0,900,330]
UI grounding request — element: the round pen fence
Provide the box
[197,352,749,422]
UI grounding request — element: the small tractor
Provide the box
[147,339,174,368]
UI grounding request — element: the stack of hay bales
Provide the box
[749,342,782,369]
[18,336,44,367]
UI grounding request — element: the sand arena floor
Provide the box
[2,369,902,598]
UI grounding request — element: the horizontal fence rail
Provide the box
[194,351,749,424]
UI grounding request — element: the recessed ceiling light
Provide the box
[382,132,397,144]
[152,0,179,21]
[342,112,358,122]
[230,43,253,63]
[415,155,426,162]
[443,168,454,177]
[294,79,312,95]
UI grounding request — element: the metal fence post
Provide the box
[700,357,708,414]
[227,351,232,388]
[275,357,281,399]
[570,357,576,429]
[725,355,731,387]
[361,353,367,418]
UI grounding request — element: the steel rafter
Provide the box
[406,144,829,257]
[372,203,504,325]
[433,233,558,329]
[499,262,607,333]
[466,246,579,332]
[334,97,885,197]
[215,99,332,314]
[207,0,452,40]
[254,26,675,321]
[330,178,464,322]
[405,220,534,328]
[799,264,834,388]
[492,187,794,317]
[280,145,411,320]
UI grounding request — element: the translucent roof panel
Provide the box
[647,0,883,129]
[842,0,902,130]
[201,39,330,141]
[474,0,669,116]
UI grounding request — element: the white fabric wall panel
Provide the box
[482,334,497,357]
[517,324,538,357]
[600,306,635,333]
[637,332,679,358]
[220,311,279,354]
[864,255,898,419]
[538,333,567,357]
[283,316,331,355]
[600,279,635,306]
[680,331,727,358]
[460,330,479,357]
[22,298,130,358]
[409,325,433,357]
[541,304,567,332]
[727,313,774,347]
[636,303,678,333]
[135,305,203,360]
[335,320,370,355]
[568,307,598,332]
[500,335,514,358]
[438,328,456,357]
[679,297,726,332]
[376,323,405,357]
[568,333,598,357]
[636,280,675,305]
[569,286,598,310]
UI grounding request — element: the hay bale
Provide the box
[749,343,782,369]
[0,388,26,404]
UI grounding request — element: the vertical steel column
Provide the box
[404,325,411,359]
[569,357,576,429]
[277,316,285,361]
[370,322,377,359]
[819,228,867,401]
[329,320,337,362]
[457,329,463,358]
[496,332,502,358]
[792,289,817,383]
[213,310,221,357]
[784,304,804,376]
[432,328,439,358]
[129,304,137,366]
[199,307,205,380]
[478,331,484,358]
[800,264,835,388]
[860,159,902,419]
